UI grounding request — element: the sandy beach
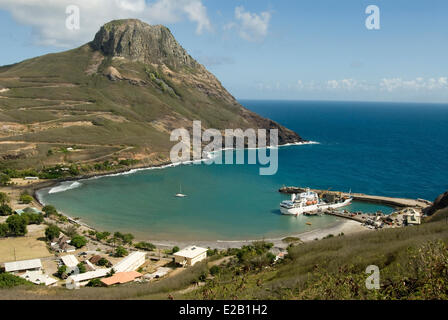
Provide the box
[145,219,369,250]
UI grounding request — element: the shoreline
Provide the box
[27,141,338,248]
[137,219,369,250]
[31,140,319,197]
[15,140,372,249]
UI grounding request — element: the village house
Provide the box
[101,271,142,286]
[51,236,76,253]
[113,251,146,273]
[174,246,208,267]
[60,255,79,271]
[3,259,42,274]
[20,271,57,286]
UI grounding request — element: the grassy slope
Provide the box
[2,210,446,300]
[0,44,283,170]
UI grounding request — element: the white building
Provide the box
[60,255,79,269]
[113,251,146,273]
[404,208,422,225]
[174,246,207,267]
[144,267,171,280]
[66,268,111,287]
[20,271,57,286]
[3,259,42,274]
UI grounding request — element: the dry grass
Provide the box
[0,225,52,263]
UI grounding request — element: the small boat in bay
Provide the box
[175,184,187,198]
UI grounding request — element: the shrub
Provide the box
[0,273,32,288]
[0,192,9,205]
[71,235,87,248]
[77,263,86,274]
[97,258,111,267]
[96,231,111,241]
[0,174,10,186]
[209,265,221,276]
[134,241,156,251]
[0,204,13,216]
[22,211,43,225]
[86,278,103,287]
[45,225,60,241]
[42,205,58,217]
[19,193,33,204]
[115,246,128,257]
[172,246,180,254]
[0,223,9,237]
[64,225,78,238]
[57,266,67,279]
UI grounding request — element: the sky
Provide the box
[0,0,447,103]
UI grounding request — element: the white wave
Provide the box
[81,140,320,181]
[48,181,82,194]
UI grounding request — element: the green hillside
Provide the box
[0,19,302,173]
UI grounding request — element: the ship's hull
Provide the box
[281,198,352,216]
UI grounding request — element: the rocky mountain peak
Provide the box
[91,19,199,70]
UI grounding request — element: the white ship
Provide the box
[280,188,352,216]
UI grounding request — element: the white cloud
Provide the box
[380,77,448,92]
[256,77,448,94]
[226,6,271,42]
[0,0,212,47]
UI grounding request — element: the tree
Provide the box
[95,231,110,241]
[0,223,8,237]
[22,211,43,225]
[86,278,103,287]
[71,235,87,248]
[209,265,221,276]
[0,192,9,205]
[0,174,10,186]
[115,246,128,257]
[19,193,33,204]
[57,265,67,279]
[64,225,78,238]
[97,258,111,267]
[122,233,134,245]
[172,246,180,254]
[6,215,27,236]
[77,263,86,274]
[0,204,12,216]
[45,225,60,241]
[42,205,58,217]
[107,269,116,277]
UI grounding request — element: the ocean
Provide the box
[37,100,448,241]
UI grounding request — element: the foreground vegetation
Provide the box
[1,207,446,300]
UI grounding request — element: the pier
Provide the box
[279,187,432,209]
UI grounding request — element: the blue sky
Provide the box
[0,0,447,102]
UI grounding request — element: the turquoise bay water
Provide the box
[38,100,448,240]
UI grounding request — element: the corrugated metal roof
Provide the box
[61,255,79,268]
[4,259,42,272]
[68,268,111,283]
[113,252,146,273]
[20,271,57,286]
[174,246,208,259]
